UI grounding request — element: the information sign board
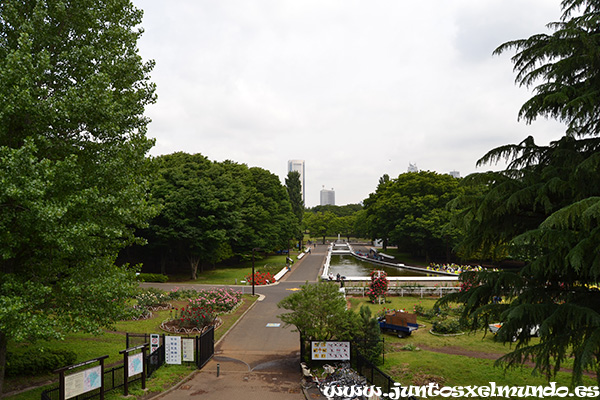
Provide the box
[311,341,350,360]
[165,336,182,365]
[64,366,102,399]
[150,334,160,354]
[128,352,144,377]
[182,338,194,362]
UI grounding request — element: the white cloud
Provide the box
[135,0,568,206]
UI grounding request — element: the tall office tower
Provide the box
[287,160,305,203]
[320,187,335,206]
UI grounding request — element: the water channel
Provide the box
[326,254,431,277]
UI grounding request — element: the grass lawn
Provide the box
[385,351,597,398]
[349,295,596,393]
[4,294,257,400]
[166,254,296,285]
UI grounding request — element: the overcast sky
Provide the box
[133,0,567,207]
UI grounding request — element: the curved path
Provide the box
[149,244,327,400]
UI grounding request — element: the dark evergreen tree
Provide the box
[285,170,304,249]
[441,0,600,385]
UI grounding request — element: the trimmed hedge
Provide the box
[136,273,168,282]
[7,348,77,376]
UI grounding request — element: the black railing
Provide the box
[196,326,214,369]
[41,364,133,400]
[41,346,164,400]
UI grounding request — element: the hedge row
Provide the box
[6,348,77,377]
[136,273,169,282]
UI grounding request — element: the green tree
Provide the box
[144,153,296,278]
[351,306,384,365]
[148,153,242,279]
[440,0,600,385]
[278,283,383,364]
[0,0,156,392]
[364,171,463,260]
[285,170,304,249]
[305,211,337,244]
[238,166,297,253]
[278,282,354,341]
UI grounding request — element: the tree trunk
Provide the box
[188,255,200,280]
[160,254,166,275]
[0,330,7,395]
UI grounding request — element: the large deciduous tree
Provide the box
[144,153,297,278]
[0,0,157,392]
[364,171,463,260]
[441,0,600,385]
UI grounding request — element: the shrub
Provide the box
[367,270,388,303]
[432,317,463,334]
[173,305,216,330]
[136,273,168,282]
[135,287,171,308]
[245,271,275,285]
[6,348,77,376]
[188,288,242,314]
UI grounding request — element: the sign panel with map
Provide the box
[311,341,350,360]
[64,366,102,399]
[128,352,143,377]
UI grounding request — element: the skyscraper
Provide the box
[320,187,335,206]
[287,160,305,203]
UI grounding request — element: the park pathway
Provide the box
[152,244,327,400]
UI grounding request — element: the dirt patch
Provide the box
[403,344,505,360]
[387,362,446,387]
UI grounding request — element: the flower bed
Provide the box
[161,288,243,333]
[135,287,171,308]
[245,271,276,285]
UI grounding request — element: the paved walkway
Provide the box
[152,244,327,400]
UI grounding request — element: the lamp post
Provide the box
[252,248,261,296]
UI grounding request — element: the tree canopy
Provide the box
[442,0,600,385]
[0,0,156,392]
[363,171,464,259]
[138,153,297,278]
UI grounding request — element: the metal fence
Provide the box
[41,363,135,400]
[41,337,168,400]
[352,350,416,400]
[343,285,461,298]
[196,326,215,369]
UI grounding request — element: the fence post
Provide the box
[122,349,129,396]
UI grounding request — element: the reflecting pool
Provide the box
[327,254,431,277]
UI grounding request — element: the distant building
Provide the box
[449,170,461,178]
[287,159,305,202]
[320,187,335,206]
[407,163,419,173]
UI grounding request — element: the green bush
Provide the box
[6,348,77,376]
[136,273,168,282]
[135,287,171,308]
[432,317,463,334]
